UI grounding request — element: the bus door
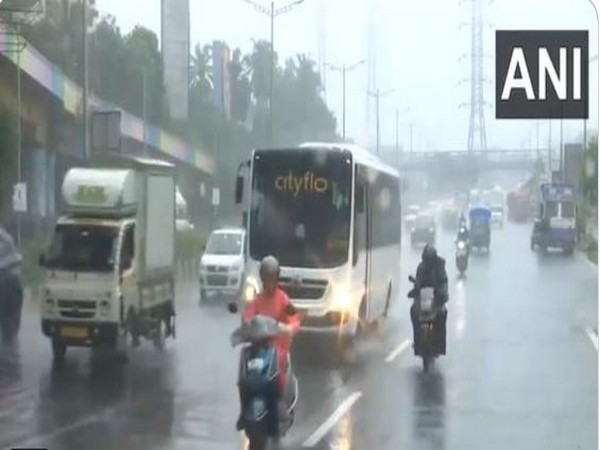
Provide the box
[353,165,373,322]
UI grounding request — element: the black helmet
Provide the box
[422,244,437,263]
[259,255,280,279]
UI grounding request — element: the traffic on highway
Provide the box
[0,1,597,450]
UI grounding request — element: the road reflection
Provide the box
[27,350,177,450]
[411,369,446,450]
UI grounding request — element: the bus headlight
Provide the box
[244,277,260,302]
[331,285,353,311]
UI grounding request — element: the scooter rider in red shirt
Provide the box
[236,255,301,433]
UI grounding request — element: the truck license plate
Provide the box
[60,326,88,339]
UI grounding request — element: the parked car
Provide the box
[0,228,23,342]
[411,213,436,246]
[199,228,246,302]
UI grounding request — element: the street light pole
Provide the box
[269,1,274,145]
[82,0,89,160]
[16,23,22,248]
[326,59,364,142]
[242,0,306,146]
[376,89,380,154]
[367,87,394,155]
[395,108,399,155]
[142,71,147,155]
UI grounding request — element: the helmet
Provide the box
[259,255,280,279]
[422,244,437,263]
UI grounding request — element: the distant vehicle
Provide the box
[490,204,504,227]
[235,142,401,352]
[39,155,177,361]
[441,205,459,231]
[199,228,246,302]
[411,213,436,246]
[0,228,23,342]
[404,204,422,228]
[469,205,491,252]
[531,183,577,255]
[176,187,194,232]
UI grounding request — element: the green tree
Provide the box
[583,135,598,206]
[190,43,213,103]
[229,48,252,123]
[122,25,166,124]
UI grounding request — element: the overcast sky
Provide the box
[95,0,598,154]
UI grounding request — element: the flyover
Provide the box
[0,21,215,174]
[397,149,542,172]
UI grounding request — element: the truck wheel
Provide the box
[1,278,22,343]
[52,339,67,362]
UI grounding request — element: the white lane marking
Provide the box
[4,407,117,450]
[302,391,363,448]
[384,339,412,363]
[585,327,598,352]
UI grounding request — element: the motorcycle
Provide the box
[228,303,299,450]
[408,275,442,372]
[455,239,469,276]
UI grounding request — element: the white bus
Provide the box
[235,142,401,345]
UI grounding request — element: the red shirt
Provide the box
[243,287,301,354]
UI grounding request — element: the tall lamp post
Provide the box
[82,0,89,160]
[242,0,306,146]
[367,88,394,154]
[325,58,364,141]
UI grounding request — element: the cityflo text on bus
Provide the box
[275,171,329,197]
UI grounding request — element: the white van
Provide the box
[199,228,246,301]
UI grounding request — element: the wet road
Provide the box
[0,221,597,450]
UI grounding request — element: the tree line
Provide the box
[22,3,338,168]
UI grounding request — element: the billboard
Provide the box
[161,0,190,121]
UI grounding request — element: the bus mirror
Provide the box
[235,176,244,204]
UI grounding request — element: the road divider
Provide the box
[585,327,598,352]
[302,391,362,447]
[385,339,412,363]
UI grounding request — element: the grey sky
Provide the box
[96,0,598,153]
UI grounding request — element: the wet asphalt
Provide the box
[0,220,597,450]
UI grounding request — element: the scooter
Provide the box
[408,276,443,372]
[228,303,299,450]
[455,239,469,276]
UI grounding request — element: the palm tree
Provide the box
[189,43,213,101]
[229,48,252,122]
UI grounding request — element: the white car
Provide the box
[199,228,246,301]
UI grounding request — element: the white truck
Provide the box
[39,155,177,361]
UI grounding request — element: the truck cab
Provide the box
[39,156,177,361]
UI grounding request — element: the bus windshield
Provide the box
[249,149,352,268]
